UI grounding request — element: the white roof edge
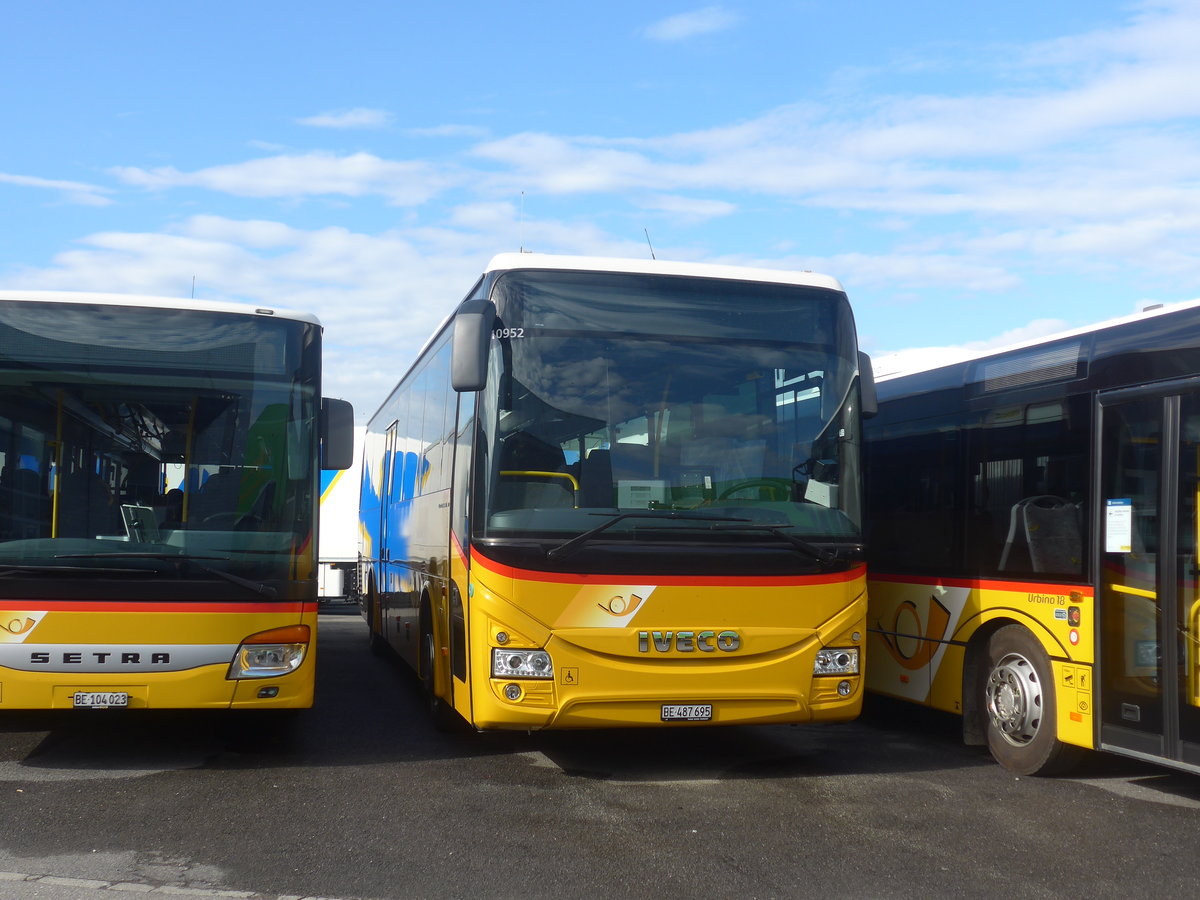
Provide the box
[0,289,321,327]
[484,252,845,292]
[874,296,1200,383]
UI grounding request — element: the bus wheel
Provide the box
[365,583,387,657]
[420,615,457,732]
[982,625,1079,775]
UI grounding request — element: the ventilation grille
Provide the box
[972,341,1083,393]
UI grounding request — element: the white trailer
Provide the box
[318,425,365,601]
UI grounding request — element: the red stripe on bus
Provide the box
[469,548,865,587]
[867,572,1094,598]
[0,601,319,613]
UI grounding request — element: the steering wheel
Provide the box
[717,478,791,501]
[200,512,264,530]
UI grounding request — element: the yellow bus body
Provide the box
[0,601,318,710]
[447,554,866,729]
[866,575,1095,750]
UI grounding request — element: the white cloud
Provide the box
[296,107,394,129]
[472,133,659,194]
[405,124,490,139]
[448,1,1200,292]
[92,0,1200,287]
[634,194,737,223]
[641,6,740,42]
[799,250,1024,294]
[0,172,114,206]
[111,152,455,206]
[461,0,1200,209]
[446,202,518,231]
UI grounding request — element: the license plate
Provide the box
[661,703,712,722]
[72,691,129,709]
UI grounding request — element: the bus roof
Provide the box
[873,296,1200,384]
[485,252,845,292]
[0,289,321,327]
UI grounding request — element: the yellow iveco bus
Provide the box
[0,290,353,711]
[865,298,1200,775]
[359,253,875,730]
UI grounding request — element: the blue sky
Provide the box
[4,1,1200,419]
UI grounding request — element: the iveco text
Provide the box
[637,630,741,653]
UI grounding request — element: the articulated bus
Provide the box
[359,253,874,730]
[0,290,353,712]
[864,298,1200,775]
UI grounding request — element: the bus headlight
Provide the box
[228,625,310,679]
[492,648,554,679]
[813,647,859,676]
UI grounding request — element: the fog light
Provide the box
[837,680,852,696]
[257,686,280,699]
[504,683,522,701]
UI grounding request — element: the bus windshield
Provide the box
[0,300,319,600]
[476,270,864,553]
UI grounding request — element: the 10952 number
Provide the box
[492,327,525,339]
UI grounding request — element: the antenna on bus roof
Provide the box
[644,228,656,260]
[519,191,525,253]
[191,276,196,299]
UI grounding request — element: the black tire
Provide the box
[982,625,1081,775]
[420,609,460,732]
[364,583,388,657]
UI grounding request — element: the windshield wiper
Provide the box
[701,523,837,564]
[545,511,755,561]
[0,563,158,577]
[53,552,278,600]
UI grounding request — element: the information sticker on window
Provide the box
[1106,498,1133,553]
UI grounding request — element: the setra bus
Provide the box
[864,297,1200,775]
[359,253,875,730]
[0,290,353,711]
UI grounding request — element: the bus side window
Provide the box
[970,398,1088,578]
[865,419,961,574]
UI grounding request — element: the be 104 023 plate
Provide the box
[72,691,129,709]
[661,703,712,722]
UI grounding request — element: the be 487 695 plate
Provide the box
[661,703,712,722]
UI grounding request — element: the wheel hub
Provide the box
[986,652,1043,747]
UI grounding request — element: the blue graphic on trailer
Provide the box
[320,469,339,500]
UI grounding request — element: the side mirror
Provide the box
[450,298,496,392]
[320,397,355,470]
[859,352,878,419]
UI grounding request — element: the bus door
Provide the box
[379,421,399,644]
[1097,381,1200,769]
